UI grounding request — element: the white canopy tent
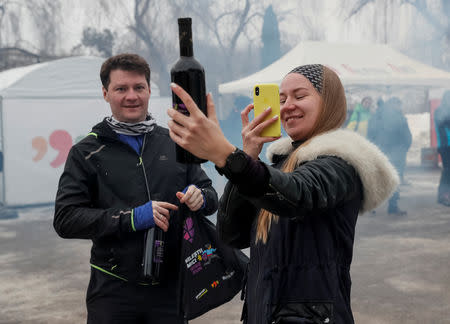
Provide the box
[219,41,450,96]
[0,56,171,206]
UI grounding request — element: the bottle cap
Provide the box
[178,17,192,25]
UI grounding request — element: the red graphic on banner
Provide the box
[49,130,73,168]
[32,130,79,168]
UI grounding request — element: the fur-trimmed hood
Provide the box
[266,129,399,213]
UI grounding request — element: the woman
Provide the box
[167,64,399,324]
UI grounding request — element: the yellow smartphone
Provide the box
[253,83,281,137]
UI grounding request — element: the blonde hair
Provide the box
[255,66,347,244]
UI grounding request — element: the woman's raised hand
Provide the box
[241,104,280,159]
[167,83,235,167]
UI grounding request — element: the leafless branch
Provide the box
[346,0,375,20]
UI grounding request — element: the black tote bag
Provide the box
[178,209,249,320]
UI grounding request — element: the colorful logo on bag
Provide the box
[201,244,218,265]
[183,217,194,243]
[185,248,204,275]
[184,243,221,275]
[211,280,219,288]
[195,288,208,301]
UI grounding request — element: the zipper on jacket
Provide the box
[138,134,153,273]
[139,134,152,201]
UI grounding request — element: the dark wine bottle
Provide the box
[171,17,207,164]
[142,226,165,285]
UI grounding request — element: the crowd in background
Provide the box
[344,91,450,210]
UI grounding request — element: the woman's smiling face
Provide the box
[279,73,322,141]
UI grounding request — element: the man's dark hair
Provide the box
[100,53,151,89]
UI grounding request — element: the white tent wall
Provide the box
[0,56,171,207]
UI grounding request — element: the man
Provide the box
[54,53,218,323]
[346,96,373,137]
[367,96,412,215]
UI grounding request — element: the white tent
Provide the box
[219,41,450,96]
[0,56,171,206]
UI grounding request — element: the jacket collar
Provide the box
[91,118,120,141]
[266,129,399,213]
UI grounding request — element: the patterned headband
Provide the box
[288,64,324,94]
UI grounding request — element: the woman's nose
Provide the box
[281,98,295,112]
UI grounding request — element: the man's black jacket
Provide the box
[54,120,218,285]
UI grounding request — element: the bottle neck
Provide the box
[179,24,193,57]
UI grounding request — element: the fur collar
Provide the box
[266,129,399,213]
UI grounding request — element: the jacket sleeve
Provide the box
[186,164,219,216]
[54,146,134,240]
[216,181,258,249]
[239,156,362,222]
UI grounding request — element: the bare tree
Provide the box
[0,1,23,48]
[177,0,264,80]
[346,0,450,68]
[402,0,450,68]
[127,0,177,95]
[0,3,4,47]
[25,0,62,55]
[97,0,266,93]
[346,0,374,18]
[297,0,327,41]
[81,27,115,57]
[0,0,62,56]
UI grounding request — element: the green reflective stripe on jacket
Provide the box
[90,264,150,285]
[90,264,128,281]
[87,132,98,138]
[131,209,136,232]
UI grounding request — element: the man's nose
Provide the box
[125,89,138,100]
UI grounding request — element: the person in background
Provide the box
[434,90,450,206]
[376,97,384,114]
[346,96,373,137]
[54,53,218,324]
[167,64,398,324]
[367,96,412,215]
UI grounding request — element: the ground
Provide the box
[0,167,449,324]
